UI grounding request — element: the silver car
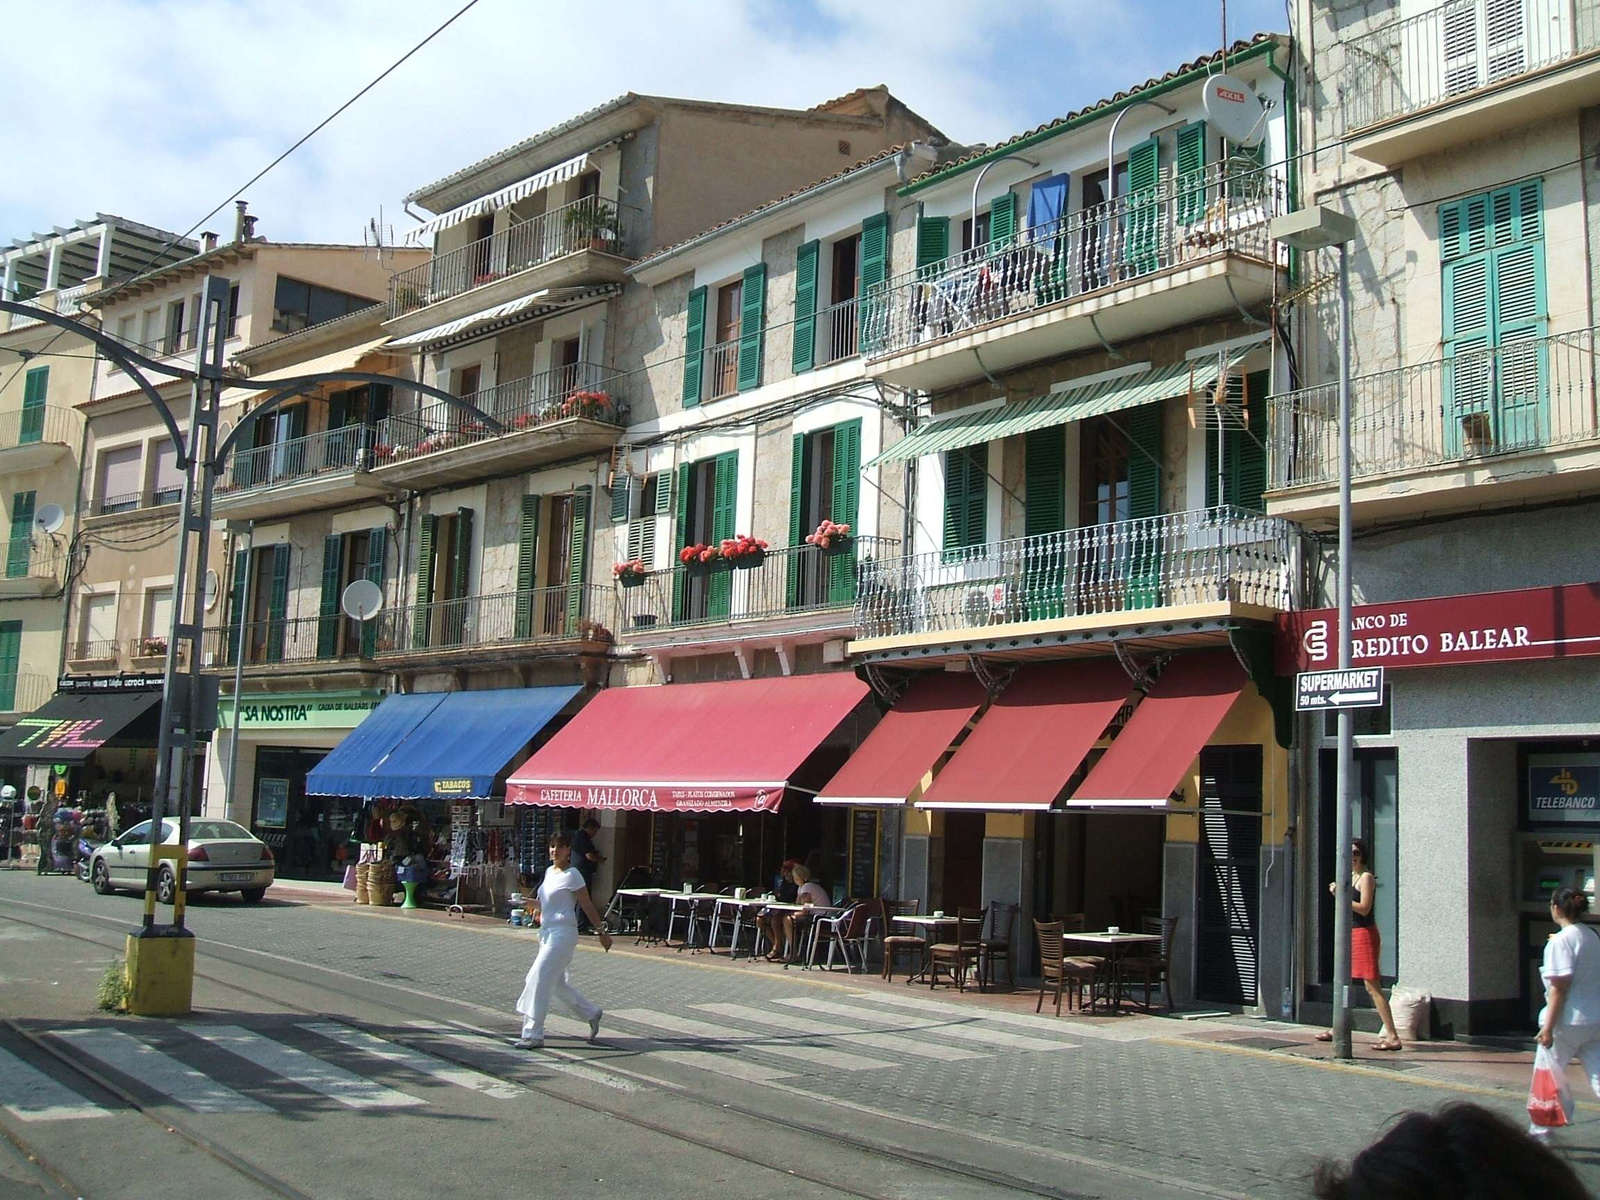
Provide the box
[89,818,275,903]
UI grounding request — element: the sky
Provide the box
[0,0,1288,252]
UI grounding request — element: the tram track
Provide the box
[0,895,1242,1200]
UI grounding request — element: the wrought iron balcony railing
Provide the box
[853,507,1297,641]
[389,195,636,318]
[614,537,899,635]
[3,538,66,583]
[1341,0,1600,133]
[377,584,612,654]
[0,671,52,714]
[0,403,80,450]
[225,424,378,492]
[67,638,119,662]
[1268,325,1600,490]
[860,162,1285,359]
[816,297,861,366]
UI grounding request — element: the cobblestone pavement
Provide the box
[6,873,1598,1198]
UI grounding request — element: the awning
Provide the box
[868,350,1251,467]
[916,660,1131,810]
[506,674,870,813]
[305,693,448,797]
[388,285,619,349]
[1068,650,1248,810]
[246,336,396,384]
[306,688,578,800]
[403,153,590,244]
[0,691,163,763]
[816,673,986,806]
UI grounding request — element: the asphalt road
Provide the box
[0,872,1593,1200]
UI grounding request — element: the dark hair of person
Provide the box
[1351,838,1369,866]
[1552,886,1591,922]
[549,833,571,850]
[582,818,600,831]
[1311,1102,1588,1200]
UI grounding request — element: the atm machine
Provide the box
[1519,752,1600,1028]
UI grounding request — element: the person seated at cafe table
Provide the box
[768,864,830,963]
[755,861,798,959]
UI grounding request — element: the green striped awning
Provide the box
[866,350,1252,467]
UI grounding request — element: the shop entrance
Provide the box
[941,811,985,914]
[251,746,355,881]
[1196,745,1263,1007]
[1034,811,1164,930]
[1316,748,1398,988]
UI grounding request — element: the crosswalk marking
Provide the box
[409,1024,641,1094]
[841,990,1100,1036]
[647,1049,796,1084]
[183,1025,424,1110]
[695,1003,989,1062]
[55,1028,269,1114]
[300,1023,522,1100]
[0,1045,110,1122]
[774,998,1078,1052]
[607,1009,890,1072]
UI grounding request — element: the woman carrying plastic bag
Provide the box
[1529,886,1600,1138]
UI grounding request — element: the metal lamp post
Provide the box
[1270,205,1361,1059]
[969,153,1039,246]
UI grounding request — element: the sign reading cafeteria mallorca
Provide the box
[524,784,781,813]
[1276,582,1600,673]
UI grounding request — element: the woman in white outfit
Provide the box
[1531,885,1600,1137]
[514,832,612,1049]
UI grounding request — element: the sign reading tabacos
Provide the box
[1276,582,1600,673]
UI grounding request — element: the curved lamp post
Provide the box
[970,153,1040,246]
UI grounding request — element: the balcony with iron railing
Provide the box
[1340,0,1600,162]
[213,422,391,520]
[816,297,862,366]
[849,507,1298,661]
[203,612,379,672]
[0,403,81,470]
[387,196,636,329]
[0,538,67,598]
[66,638,120,668]
[368,361,626,490]
[614,537,899,649]
[0,671,53,716]
[1267,325,1600,524]
[862,163,1286,391]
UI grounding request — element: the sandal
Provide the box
[1374,1038,1403,1052]
[1314,1030,1333,1042]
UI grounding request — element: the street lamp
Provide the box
[969,153,1039,247]
[1270,205,1360,1060]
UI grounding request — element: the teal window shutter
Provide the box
[916,216,950,272]
[412,514,437,648]
[1176,121,1208,224]
[0,621,19,711]
[1126,401,1163,520]
[1487,180,1547,447]
[1023,430,1065,537]
[626,475,656,565]
[1124,136,1162,274]
[441,507,473,646]
[682,286,707,407]
[1204,371,1268,511]
[514,494,541,638]
[792,240,819,374]
[19,366,48,444]
[565,487,590,628]
[707,452,738,618]
[316,533,344,658]
[858,213,889,353]
[227,548,250,664]
[361,527,386,656]
[6,491,35,579]
[989,192,1017,248]
[942,446,987,558]
[609,475,631,524]
[827,419,862,603]
[266,543,291,663]
[672,462,693,622]
[786,433,808,608]
[737,263,767,392]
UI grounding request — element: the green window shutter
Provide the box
[1236,376,1269,512]
[858,212,890,353]
[989,192,1017,248]
[1176,121,1208,224]
[792,240,820,374]
[1126,401,1163,520]
[0,621,19,711]
[19,366,48,444]
[514,494,541,639]
[412,514,437,648]
[6,491,35,579]
[682,286,707,407]
[565,487,590,628]
[1023,429,1066,537]
[626,475,657,566]
[827,419,862,603]
[361,527,386,656]
[707,452,738,618]
[610,475,631,523]
[1488,180,1547,446]
[916,216,950,272]
[316,533,344,658]
[227,547,250,664]
[786,433,808,607]
[452,508,473,601]
[1124,136,1162,274]
[655,471,672,513]
[942,446,987,557]
[672,462,693,620]
[737,263,767,392]
[266,543,291,663]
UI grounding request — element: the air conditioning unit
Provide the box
[1458,411,1494,454]
[960,583,1008,627]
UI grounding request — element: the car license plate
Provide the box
[220,872,254,883]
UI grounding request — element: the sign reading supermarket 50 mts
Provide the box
[1276,582,1600,673]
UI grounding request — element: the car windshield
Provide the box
[189,821,253,840]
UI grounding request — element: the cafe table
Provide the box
[1060,930,1162,1014]
[760,902,844,966]
[889,914,966,985]
[709,894,773,957]
[605,887,662,941]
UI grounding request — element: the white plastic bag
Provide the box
[1389,986,1431,1042]
[1530,1043,1572,1128]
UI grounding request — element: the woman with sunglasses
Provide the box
[1317,839,1402,1051]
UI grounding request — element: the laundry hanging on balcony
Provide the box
[403,153,592,245]
[866,347,1255,467]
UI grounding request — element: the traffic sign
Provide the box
[1295,666,1386,712]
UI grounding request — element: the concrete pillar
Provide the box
[1,256,16,303]
[95,226,115,279]
[44,243,62,292]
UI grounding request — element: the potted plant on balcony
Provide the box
[806,519,852,555]
[560,390,612,422]
[679,542,722,577]
[564,202,619,252]
[720,534,769,569]
[393,283,423,310]
[613,558,650,588]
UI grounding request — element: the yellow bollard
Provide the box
[124,930,195,1016]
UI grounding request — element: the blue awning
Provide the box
[307,687,580,800]
[306,693,446,797]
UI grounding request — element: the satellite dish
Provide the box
[1203,74,1265,148]
[34,504,65,534]
[203,568,221,612]
[341,579,383,622]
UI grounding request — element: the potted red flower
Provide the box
[805,519,852,555]
[720,534,770,569]
[613,558,649,587]
[679,542,723,576]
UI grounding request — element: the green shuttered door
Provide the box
[515,494,541,639]
[827,419,861,604]
[6,491,35,579]
[227,547,249,664]
[1205,372,1268,512]
[20,367,47,444]
[989,192,1017,248]
[707,453,737,618]
[0,621,19,711]
[792,241,819,374]
[1024,430,1066,620]
[737,264,766,392]
[361,527,386,657]
[1125,402,1163,609]
[682,286,707,407]
[1176,121,1207,225]
[317,533,343,658]
[1125,136,1161,275]
[942,446,987,559]
[413,514,437,648]
[566,487,590,628]
[786,433,808,608]
[858,213,889,353]
[266,543,290,662]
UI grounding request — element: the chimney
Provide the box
[233,200,249,245]
[201,231,218,252]
[242,214,259,242]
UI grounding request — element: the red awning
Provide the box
[505,674,869,813]
[916,659,1132,811]
[1068,650,1248,809]
[815,673,987,806]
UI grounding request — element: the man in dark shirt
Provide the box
[570,818,605,931]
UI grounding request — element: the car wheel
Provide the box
[240,888,266,904]
[91,860,114,896]
[155,866,177,906]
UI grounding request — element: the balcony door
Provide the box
[543,496,574,636]
[675,453,738,622]
[712,280,742,399]
[825,235,860,363]
[251,403,306,485]
[1075,404,1163,612]
[1080,162,1131,291]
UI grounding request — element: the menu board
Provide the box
[848,807,879,900]
[518,807,558,879]
[650,814,671,884]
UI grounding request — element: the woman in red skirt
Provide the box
[1318,839,1403,1050]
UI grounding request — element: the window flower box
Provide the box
[719,534,769,568]
[805,519,852,555]
[559,390,612,422]
[679,543,725,577]
[613,559,649,587]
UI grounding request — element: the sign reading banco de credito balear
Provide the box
[218,690,384,731]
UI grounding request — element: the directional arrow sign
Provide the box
[1295,666,1386,712]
